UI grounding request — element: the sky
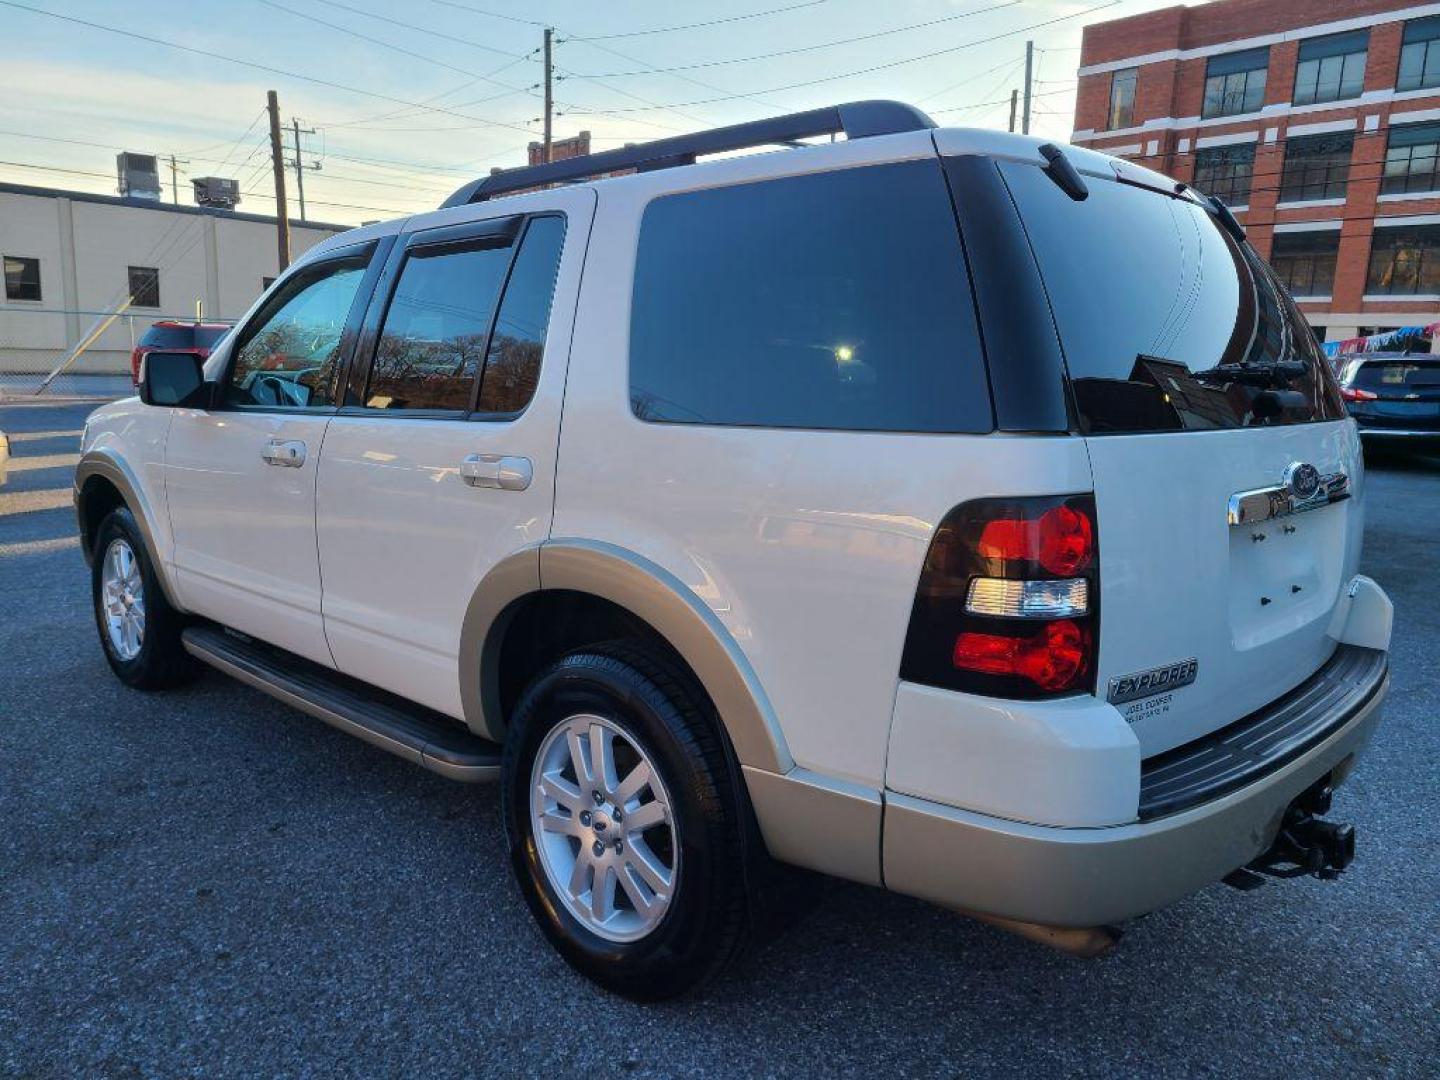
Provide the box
[0,0,1179,227]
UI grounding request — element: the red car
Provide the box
[130,321,231,385]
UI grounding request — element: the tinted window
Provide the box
[140,325,195,349]
[227,256,368,408]
[128,266,160,308]
[999,162,1345,433]
[629,161,990,433]
[366,240,511,411]
[194,326,229,349]
[1351,358,1440,391]
[3,255,40,301]
[477,215,565,415]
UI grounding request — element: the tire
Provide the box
[91,507,194,690]
[502,642,752,1001]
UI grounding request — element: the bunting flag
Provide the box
[1321,322,1440,358]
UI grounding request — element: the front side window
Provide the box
[3,255,40,301]
[629,161,991,434]
[476,215,565,415]
[1398,16,1440,92]
[1279,133,1353,202]
[1366,226,1440,295]
[1383,121,1440,195]
[1108,67,1137,129]
[1293,30,1368,105]
[1193,144,1255,206]
[999,161,1345,433]
[128,266,160,308]
[227,255,368,408]
[1203,47,1269,118]
[1270,232,1340,298]
[366,240,512,411]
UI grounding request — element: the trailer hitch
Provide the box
[1223,779,1355,891]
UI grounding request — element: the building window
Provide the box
[1270,232,1340,298]
[1279,133,1353,202]
[1383,122,1440,195]
[1202,47,1269,118]
[1398,16,1440,92]
[1366,225,1440,295]
[1194,143,1255,206]
[1294,30,1368,105]
[3,255,41,301]
[128,266,160,308]
[1108,67,1137,130]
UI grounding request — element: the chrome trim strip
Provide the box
[1227,469,1350,526]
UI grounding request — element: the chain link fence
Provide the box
[0,305,234,399]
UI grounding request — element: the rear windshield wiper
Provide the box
[1188,360,1309,387]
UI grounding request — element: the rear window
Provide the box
[629,161,992,434]
[1000,162,1346,434]
[1351,358,1440,390]
[139,325,196,349]
[194,326,228,349]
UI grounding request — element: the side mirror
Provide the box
[139,351,211,408]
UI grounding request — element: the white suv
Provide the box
[76,102,1392,1000]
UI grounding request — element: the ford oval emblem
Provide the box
[1285,462,1321,501]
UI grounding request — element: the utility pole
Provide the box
[1022,40,1034,136]
[1009,89,1019,133]
[542,26,554,164]
[289,117,319,223]
[166,154,189,204]
[267,90,291,272]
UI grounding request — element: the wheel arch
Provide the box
[74,451,183,610]
[459,539,792,776]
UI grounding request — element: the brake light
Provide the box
[1340,386,1377,402]
[130,347,144,385]
[900,495,1100,699]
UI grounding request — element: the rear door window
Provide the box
[628,161,992,433]
[476,215,565,416]
[999,161,1347,433]
[366,240,512,412]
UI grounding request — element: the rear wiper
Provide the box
[1190,361,1308,387]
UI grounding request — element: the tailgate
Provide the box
[1088,422,1362,755]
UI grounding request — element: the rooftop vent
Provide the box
[117,152,161,201]
[192,176,241,210]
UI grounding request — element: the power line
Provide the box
[421,0,546,29]
[564,0,827,42]
[565,1,1021,78]
[0,0,538,135]
[558,1,1123,116]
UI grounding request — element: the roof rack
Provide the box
[439,100,936,208]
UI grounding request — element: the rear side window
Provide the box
[999,162,1346,433]
[367,241,511,411]
[476,215,565,415]
[629,161,991,433]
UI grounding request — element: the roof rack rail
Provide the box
[439,99,936,208]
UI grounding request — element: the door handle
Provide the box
[460,453,532,491]
[261,439,307,468]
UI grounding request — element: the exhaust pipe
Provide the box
[955,909,1122,959]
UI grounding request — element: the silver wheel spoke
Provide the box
[539,772,583,811]
[618,863,657,917]
[624,800,666,833]
[538,808,578,835]
[568,846,593,895]
[589,722,618,796]
[626,837,672,896]
[591,864,616,923]
[567,728,593,790]
[615,760,651,806]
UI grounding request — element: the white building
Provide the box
[0,181,347,376]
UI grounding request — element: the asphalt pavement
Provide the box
[1,398,1436,1078]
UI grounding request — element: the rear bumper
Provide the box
[882,660,1387,927]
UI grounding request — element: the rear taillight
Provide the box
[130,347,144,385]
[900,495,1099,699]
[1340,386,1377,402]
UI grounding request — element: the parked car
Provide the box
[74,102,1392,1001]
[1333,351,1440,444]
[129,320,230,385]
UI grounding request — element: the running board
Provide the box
[181,625,502,782]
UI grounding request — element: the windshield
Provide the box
[1000,161,1347,434]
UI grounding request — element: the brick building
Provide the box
[1072,0,1440,345]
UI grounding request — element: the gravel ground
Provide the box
[1,400,1436,1078]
